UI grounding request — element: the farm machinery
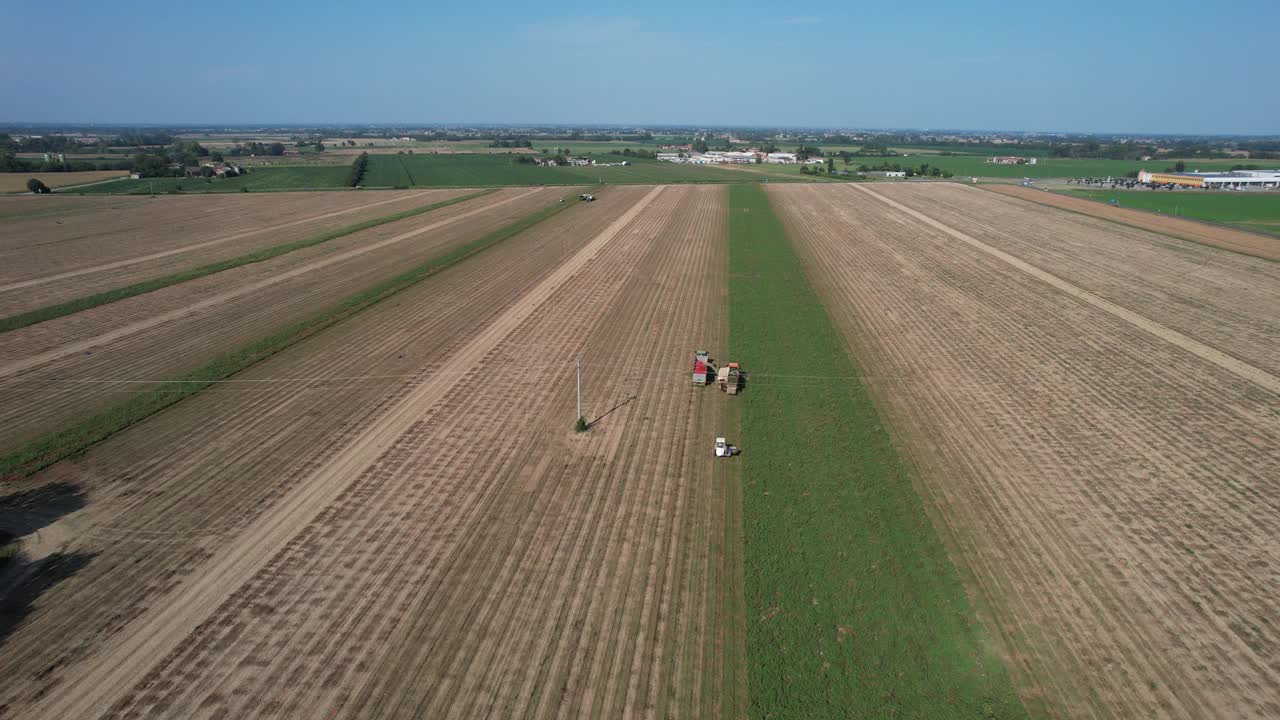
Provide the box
[691,351,743,394]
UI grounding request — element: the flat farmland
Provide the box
[0,189,466,315]
[0,185,745,719]
[0,187,565,455]
[984,184,1280,256]
[0,171,129,193]
[875,183,1280,375]
[73,166,353,194]
[770,183,1280,719]
[362,153,757,187]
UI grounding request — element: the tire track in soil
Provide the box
[26,186,667,720]
[0,187,651,718]
[771,183,1280,719]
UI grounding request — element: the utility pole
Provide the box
[576,354,583,422]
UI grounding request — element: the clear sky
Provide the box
[4,0,1277,134]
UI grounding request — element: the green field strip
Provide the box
[0,188,587,478]
[0,190,495,334]
[728,184,1026,719]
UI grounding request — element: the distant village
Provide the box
[652,144,824,165]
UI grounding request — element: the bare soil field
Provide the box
[0,188,564,453]
[0,194,151,224]
[0,189,457,315]
[770,182,1280,719]
[0,185,742,719]
[984,184,1280,260]
[0,171,128,193]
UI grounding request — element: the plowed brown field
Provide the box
[0,185,742,719]
[0,189,461,315]
[0,188,563,452]
[983,184,1280,260]
[770,182,1280,719]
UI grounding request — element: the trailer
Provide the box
[692,350,716,386]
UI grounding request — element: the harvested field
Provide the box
[984,184,1280,260]
[0,188,566,453]
[0,171,128,193]
[770,182,1280,719]
[0,189,455,315]
[877,183,1280,377]
[0,185,743,720]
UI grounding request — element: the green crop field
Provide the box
[728,184,1026,719]
[361,153,764,187]
[69,166,352,194]
[1062,188,1280,236]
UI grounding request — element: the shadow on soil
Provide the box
[0,482,94,646]
[588,395,638,429]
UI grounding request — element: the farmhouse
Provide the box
[1138,169,1280,189]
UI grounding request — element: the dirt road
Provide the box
[771,183,1280,719]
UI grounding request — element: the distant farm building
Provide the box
[1138,169,1280,189]
[765,153,797,164]
[989,156,1037,165]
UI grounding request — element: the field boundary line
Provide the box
[851,184,1280,395]
[0,189,446,295]
[0,190,495,334]
[27,185,666,720]
[0,189,542,379]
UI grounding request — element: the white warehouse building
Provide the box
[1137,169,1280,189]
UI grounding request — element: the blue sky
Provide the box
[4,0,1277,134]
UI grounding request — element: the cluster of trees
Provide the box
[609,148,657,159]
[348,152,369,186]
[793,145,823,160]
[233,141,287,156]
[489,138,533,148]
[853,161,954,178]
[129,140,222,178]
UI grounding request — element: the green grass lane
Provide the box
[0,190,496,334]
[0,189,585,478]
[728,183,1026,719]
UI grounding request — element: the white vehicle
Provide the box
[715,437,729,458]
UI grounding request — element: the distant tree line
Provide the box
[853,161,954,178]
[233,141,286,156]
[609,148,657,159]
[489,138,533,148]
